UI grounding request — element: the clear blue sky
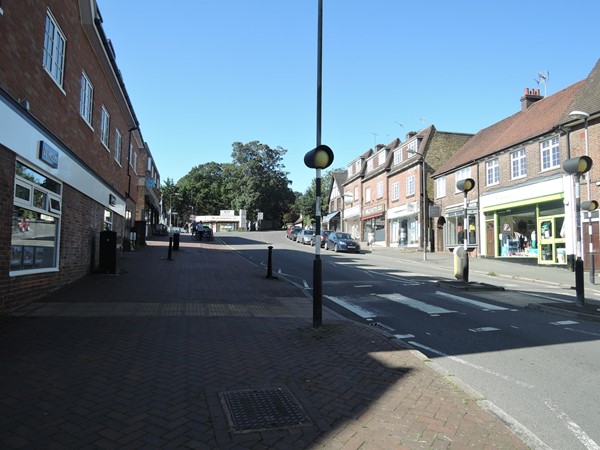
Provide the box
[99,0,599,193]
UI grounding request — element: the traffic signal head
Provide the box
[304,145,334,169]
[456,178,475,193]
[563,156,593,175]
[582,200,599,212]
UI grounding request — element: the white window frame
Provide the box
[391,181,400,201]
[393,149,403,165]
[365,187,371,203]
[100,106,110,149]
[12,161,62,275]
[376,181,384,199]
[406,175,415,196]
[366,159,374,172]
[540,136,560,171]
[378,151,386,166]
[486,159,499,186]
[511,148,527,179]
[43,10,66,87]
[353,186,359,202]
[79,71,93,126]
[132,151,138,174]
[114,129,122,165]
[435,176,446,199]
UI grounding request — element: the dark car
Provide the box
[325,232,361,253]
[288,227,302,241]
[311,230,330,247]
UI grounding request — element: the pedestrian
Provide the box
[368,230,375,251]
[197,222,203,240]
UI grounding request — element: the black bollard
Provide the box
[266,245,275,279]
[173,232,180,251]
[168,237,173,260]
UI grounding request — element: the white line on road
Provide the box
[409,341,600,450]
[435,291,511,311]
[324,296,377,318]
[469,327,501,333]
[377,293,456,315]
[550,320,579,326]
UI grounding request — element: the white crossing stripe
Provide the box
[551,320,579,326]
[469,327,501,333]
[435,291,510,311]
[394,334,415,339]
[325,296,377,318]
[377,293,456,315]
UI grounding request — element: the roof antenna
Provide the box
[535,70,549,97]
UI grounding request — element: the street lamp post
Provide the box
[569,111,594,283]
[563,156,593,306]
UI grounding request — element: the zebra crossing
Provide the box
[325,290,517,319]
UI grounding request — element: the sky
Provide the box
[98,0,600,194]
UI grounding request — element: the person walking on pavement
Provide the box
[368,230,375,252]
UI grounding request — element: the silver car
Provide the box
[297,229,314,245]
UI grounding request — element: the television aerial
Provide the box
[535,70,549,97]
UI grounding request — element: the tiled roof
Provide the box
[435,82,583,176]
[433,58,600,176]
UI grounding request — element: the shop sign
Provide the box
[39,141,59,168]
[362,203,384,217]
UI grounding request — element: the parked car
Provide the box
[311,230,330,247]
[287,226,302,240]
[325,232,361,253]
[297,229,314,245]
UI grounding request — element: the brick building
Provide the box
[0,0,159,311]
[327,128,472,249]
[433,58,600,267]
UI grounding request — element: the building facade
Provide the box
[328,128,472,249]
[0,0,156,311]
[434,59,600,268]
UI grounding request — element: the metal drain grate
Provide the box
[369,321,395,333]
[220,387,311,432]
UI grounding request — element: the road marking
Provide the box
[394,334,415,339]
[377,293,456,315]
[435,291,511,311]
[469,327,501,333]
[354,284,372,288]
[409,341,600,450]
[324,296,377,318]
[551,320,578,325]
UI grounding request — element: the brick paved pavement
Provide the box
[0,234,528,449]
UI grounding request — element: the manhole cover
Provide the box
[220,387,312,432]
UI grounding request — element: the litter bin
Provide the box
[173,232,180,251]
[99,230,117,274]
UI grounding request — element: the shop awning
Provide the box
[322,210,340,224]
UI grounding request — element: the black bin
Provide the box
[99,230,117,274]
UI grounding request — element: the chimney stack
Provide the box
[521,87,543,111]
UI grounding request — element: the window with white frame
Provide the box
[353,186,359,202]
[114,129,122,165]
[366,159,374,172]
[100,106,110,148]
[393,149,403,165]
[12,161,62,274]
[391,181,400,201]
[540,136,560,170]
[406,175,415,196]
[79,71,93,125]
[376,181,384,199]
[511,148,527,179]
[454,167,472,192]
[486,158,499,186]
[408,139,418,155]
[365,186,371,203]
[436,176,446,199]
[104,209,113,231]
[132,150,138,174]
[378,151,386,166]
[43,10,66,87]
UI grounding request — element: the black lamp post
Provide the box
[305,145,334,328]
[563,156,593,306]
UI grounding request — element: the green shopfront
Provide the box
[482,191,567,265]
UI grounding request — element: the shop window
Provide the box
[445,212,477,247]
[104,209,113,230]
[11,161,61,274]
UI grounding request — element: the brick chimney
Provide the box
[520,88,543,111]
[406,131,418,140]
